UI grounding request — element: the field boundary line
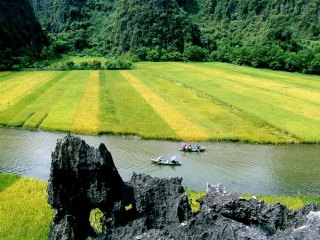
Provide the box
[120,71,208,141]
[71,70,99,134]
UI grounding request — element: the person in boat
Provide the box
[157,156,162,162]
[197,144,201,150]
[188,144,192,150]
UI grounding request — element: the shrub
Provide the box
[105,60,116,70]
[167,51,183,61]
[183,45,205,61]
[146,49,160,62]
[66,61,75,69]
[92,60,102,69]
[80,61,89,69]
[104,58,133,70]
[136,47,149,61]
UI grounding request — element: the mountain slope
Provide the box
[0,0,47,70]
[30,0,320,73]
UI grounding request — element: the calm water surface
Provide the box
[1,128,320,195]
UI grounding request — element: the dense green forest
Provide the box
[2,0,320,73]
[0,0,47,70]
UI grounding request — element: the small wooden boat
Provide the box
[179,146,205,152]
[151,156,182,165]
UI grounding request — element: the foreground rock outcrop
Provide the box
[47,135,320,239]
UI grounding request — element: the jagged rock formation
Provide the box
[47,135,320,239]
[47,134,125,239]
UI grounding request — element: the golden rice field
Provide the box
[0,174,53,239]
[1,62,320,143]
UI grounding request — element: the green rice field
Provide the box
[1,62,320,143]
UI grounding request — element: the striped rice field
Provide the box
[1,61,320,143]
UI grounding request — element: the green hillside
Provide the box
[1,0,320,73]
[27,0,320,74]
[0,0,47,70]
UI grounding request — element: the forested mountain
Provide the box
[0,0,47,70]
[29,0,320,73]
[30,0,200,61]
[2,0,320,73]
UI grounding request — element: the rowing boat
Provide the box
[151,158,182,165]
[179,146,205,152]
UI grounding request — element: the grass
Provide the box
[0,173,21,192]
[0,71,60,113]
[241,194,320,210]
[1,174,320,239]
[120,70,208,141]
[139,62,320,142]
[98,70,178,139]
[185,188,207,212]
[71,70,100,134]
[1,61,320,143]
[0,72,69,126]
[0,174,53,240]
[40,71,90,132]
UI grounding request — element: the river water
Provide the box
[0,127,319,195]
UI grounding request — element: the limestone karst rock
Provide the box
[47,135,320,239]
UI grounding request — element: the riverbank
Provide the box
[1,62,320,143]
[1,173,320,239]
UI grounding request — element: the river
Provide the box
[0,127,319,195]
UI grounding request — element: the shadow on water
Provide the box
[1,127,320,195]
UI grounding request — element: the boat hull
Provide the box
[151,159,182,165]
[179,147,205,152]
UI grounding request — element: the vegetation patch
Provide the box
[46,57,134,71]
[1,62,320,143]
[121,71,209,141]
[241,194,320,210]
[185,188,206,212]
[0,71,60,113]
[49,57,105,65]
[98,70,178,139]
[0,173,21,192]
[40,71,90,132]
[0,174,53,240]
[71,70,100,135]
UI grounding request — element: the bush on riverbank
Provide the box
[31,57,134,70]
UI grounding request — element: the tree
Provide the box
[183,45,205,61]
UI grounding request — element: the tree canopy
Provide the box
[2,0,320,73]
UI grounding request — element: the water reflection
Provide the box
[0,128,320,195]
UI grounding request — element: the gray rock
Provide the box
[47,134,124,239]
[47,135,320,239]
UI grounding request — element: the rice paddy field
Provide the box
[1,61,320,143]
